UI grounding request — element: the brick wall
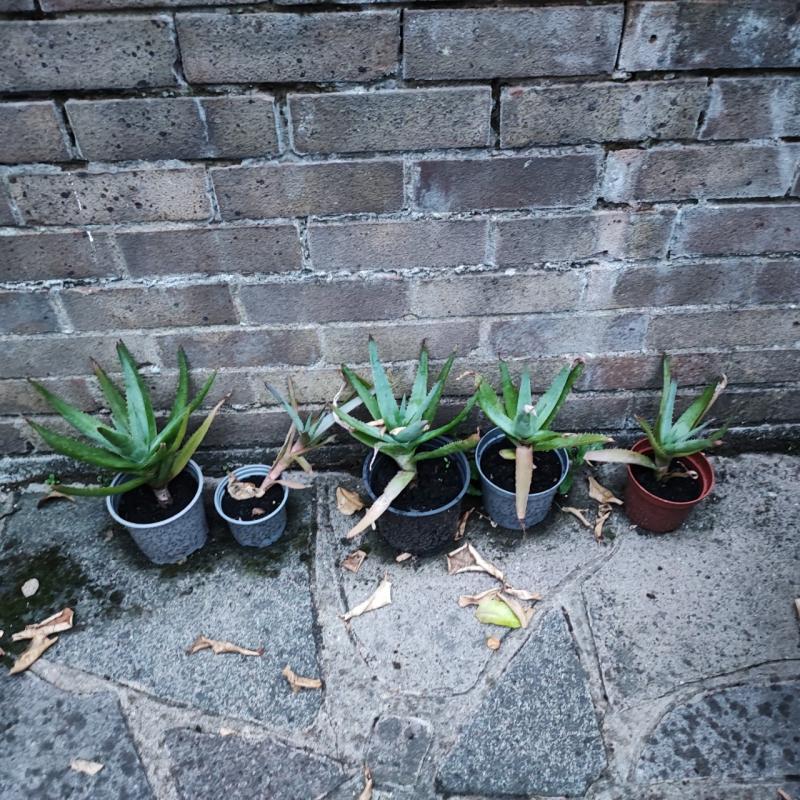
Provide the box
[1,0,799,459]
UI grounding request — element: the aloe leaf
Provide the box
[516,368,532,415]
[116,341,156,446]
[533,361,583,429]
[346,468,415,539]
[515,444,534,528]
[266,382,305,432]
[421,351,456,423]
[671,375,728,441]
[340,365,380,420]
[584,448,657,470]
[165,348,190,429]
[314,395,362,437]
[477,381,514,435]
[332,404,394,444]
[368,337,401,429]
[498,361,519,418]
[91,359,129,433]
[167,394,227,482]
[534,433,611,451]
[406,342,430,418]
[26,420,139,471]
[52,474,153,497]
[412,433,478,462]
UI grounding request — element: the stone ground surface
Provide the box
[1,452,799,799]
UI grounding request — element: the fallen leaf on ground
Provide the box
[777,790,795,800]
[251,507,267,517]
[37,489,75,508]
[282,664,323,693]
[395,552,412,563]
[498,592,534,628]
[475,596,521,629]
[588,475,623,506]
[486,636,501,651]
[219,727,237,737]
[458,587,500,608]
[70,759,104,776]
[561,506,592,528]
[186,636,264,657]
[9,635,57,674]
[21,578,39,598]
[503,586,543,602]
[455,507,474,541]
[446,543,504,582]
[341,576,392,622]
[336,487,365,515]
[594,505,612,542]
[795,598,800,620]
[357,765,373,800]
[12,607,74,641]
[341,549,367,573]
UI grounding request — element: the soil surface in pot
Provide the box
[220,477,284,522]
[482,439,562,494]
[371,453,462,512]
[632,460,703,502]
[117,470,197,524]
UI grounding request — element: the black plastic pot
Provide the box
[361,436,470,556]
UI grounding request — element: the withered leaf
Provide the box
[594,505,612,542]
[357,765,373,800]
[251,507,266,517]
[777,789,795,800]
[446,543,504,582]
[336,487,365,516]
[12,607,74,641]
[455,507,474,541]
[561,506,592,528]
[503,586,543,602]
[70,759,104,776]
[341,576,392,622]
[475,596,521,629]
[226,472,265,500]
[795,599,800,620]
[341,549,367,574]
[498,592,534,628]
[9,635,57,675]
[36,489,75,508]
[395,552,412,563]
[21,578,39,598]
[282,664,323,693]
[458,587,500,608]
[219,727,237,737]
[186,635,264,657]
[588,475,623,506]
[486,636,501,651]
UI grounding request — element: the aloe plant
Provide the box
[333,338,478,538]
[26,341,225,507]
[585,355,727,481]
[476,360,610,529]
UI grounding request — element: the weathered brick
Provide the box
[289,88,492,155]
[0,291,58,335]
[548,392,633,431]
[254,367,359,406]
[0,231,116,282]
[619,0,800,71]
[199,409,295,448]
[410,271,582,318]
[501,80,707,148]
[41,0,241,9]
[177,11,399,84]
[240,277,409,325]
[415,154,601,213]
[0,190,16,226]
[674,204,800,257]
[404,6,623,80]
[60,284,237,332]
[0,0,35,10]
[157,328,320,369]
[674,350,800,387]
[0,420,27,455]
[212,161,403,221]
[141,368,256,410]
[700,78,800,140]
[752,260,800,305]
[603,144,798,203]
[324,320,481,363]
[115,225,300,278]
[496,210,674,266]
[648,309,800,351]
[0,377,97,416]
[307,219,487,272]
[10,168,211,226]
[0,103,71,164]
[66,96,278,162]
[0,17,177,93]
[489,313,648,357]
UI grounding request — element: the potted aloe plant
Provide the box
[585,356,727,532]
[475,359,610,531]
[215,379,362,547]
[26,341,225,564]
[333,339,478,556]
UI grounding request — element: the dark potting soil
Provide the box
[632,460,703,502]
[220,477,284,522]
[481,439,562,494]
[371,453,463,512]
[117,470,197,524]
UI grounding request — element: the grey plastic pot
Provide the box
[476,427,569,531]
[214,464,288,548]
[106,459,208,565]
[362,436,470,556]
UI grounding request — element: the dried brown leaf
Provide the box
[503,586,543,602]
[455,507,474,541]
[777,790,795,800]
[395,552,412,563]
[458,587,500,608]
[21,578,39,598]
[561,506,592,528]
[341,576,392,622]
[795,599,800,620]
[588,475,623,506]
[446,543,504,582]
[486,636,501,651]
[357,765,373,800]
[336,486,365,516]
[219,727,237,737]
[37,489,75,508]
[498,591,534,629]
[186,635,264,657]
[251,507,266,517]
[282,664,323,693]
[70,759,104,776]
[12,607,74,641]
[341,549,367,574]
[226,472,265,500]
[9,634,57,675]
[594,505,612,542]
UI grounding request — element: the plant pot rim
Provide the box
[213,463,290,526]
[475,426,569,499]
[106,458,204,530]
[362,435,470,518]
[626,438,715,507]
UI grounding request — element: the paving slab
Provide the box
[583,453,800,706]
[636,679,800,783]
[0,673,153,799]
[166,729,348,799]
[0,487,321,729]
[366,715,433,787]
[436,609,607,797]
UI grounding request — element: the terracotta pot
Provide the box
[624,439,715,533]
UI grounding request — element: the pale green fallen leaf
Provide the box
[475,596,521,629]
